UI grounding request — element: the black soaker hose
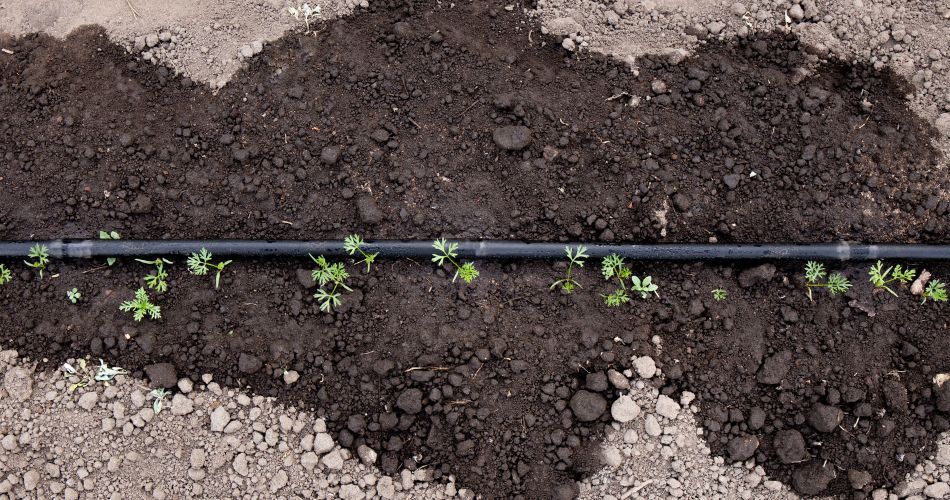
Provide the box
[2,239,950,261]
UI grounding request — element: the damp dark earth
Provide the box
[1,0,950,499]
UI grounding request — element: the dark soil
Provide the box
[1,0,949,498]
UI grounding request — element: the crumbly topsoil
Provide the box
[0,0,949,498]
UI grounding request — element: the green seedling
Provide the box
[601,254,658,306]
[99,230,121,265]
[431,238,479,284]
[67,287,81,304]
[149,388,170,415]
[868,260,916,297]
[551,245,588,294]
[712,288,728,301]
[310,254,353,312]
[804,261,852,301]
[187,248,233,289]
[24,244,49,279]
[344,234,379,272]
[120,287,162,321]
[0,264,11,285]
[923,279,948,304]
[135,258,172,293]
[288,3,322,32]
[62,358,126,392]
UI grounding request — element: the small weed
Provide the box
[712,288,728,301]
[923,279,948,304]
[868,260,916,297]
[120,287,162,321]
[187,248,233,289]
[601,254,658,306]
[62,358,126,392]
[288,3,322,32]
[24,244,49,279]
[99,230,121,266]
[344,234,379,272]
[550,245,588,294]
[804,261,852,300]
[135,258,173,293]
[0,264,11,285]
[67,287,81,304]
[311,254,352,312]
[432,238,479,284]
[149,388,170,414]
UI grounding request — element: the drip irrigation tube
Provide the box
[1,240,949,261]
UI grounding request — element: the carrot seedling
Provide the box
[187,248,233,289]
[344,234,379,273]
[868,260,916,297]
[431,238,479,284]
[24,244,49,279]
[135,258,173,293]
[0,264,11,285]
[923,280,948,304]
[804,261,851,300]
[119,287,161,321]
[601,254,658,306]
[310,254,352,312]
[551,245,588,294]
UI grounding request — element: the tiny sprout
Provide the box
[804,261,851,300]
[712,288,727,301]
[119,287,162,321]
[869,260,916,297]
[0,264,11,285]
[431,238,479,284]
[149,388,170,414]
[99,230,121,266]
[923,279,948,304]
[600,254,657,306]
[287,3,322,32]
[24,244,50,279]
[344,234,379,273]
[310,254,352,312]
[135,257,173,293]
[94,359,127,382]
[67,287,81,304]
[551,245,588,294]
[187,248,233,289]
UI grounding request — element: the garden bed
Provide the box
[1,0,949,498]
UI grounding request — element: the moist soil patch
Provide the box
[1,0,949,498]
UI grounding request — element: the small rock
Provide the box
[250,40,264,55]
[606,369,630,389]
[924,482,950,498]
[145,33,159,47]
[2,366,32,401]
[936,113,950,137]
[357,445,378,465]
[723,174,741,190]
[757,350,792,384]
[738,264,776,288]
[788,4,804,21]
[210,407,230,432]
[808,404,843,433]
[936,444,950,466]
[644,414,662,436]
[492,126,532,151]
[301,451,319,470]
[238,353,262,374]
[322,449,344,469]
[356,195,384,225]
[570,391,607,422]
[320,146,341,165]
[651,79,668,94]
[396,388,423,414]
[773,429,806,463]
[847,469,872,490]
[170,394,194,416]
[232,453,249,476]
[602,446,623,467]
[283,370,300,385]
[270,470,288,492]
[23,470,40,491]
[655,395,681,419]
[611,395,641,422]
[633,356,657,379]
[561,38,576,52]
[144,363,177,389]
[727,435,759,461]
[78,392,99,410]
[313,433,334,454]
[792,461,836,495]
